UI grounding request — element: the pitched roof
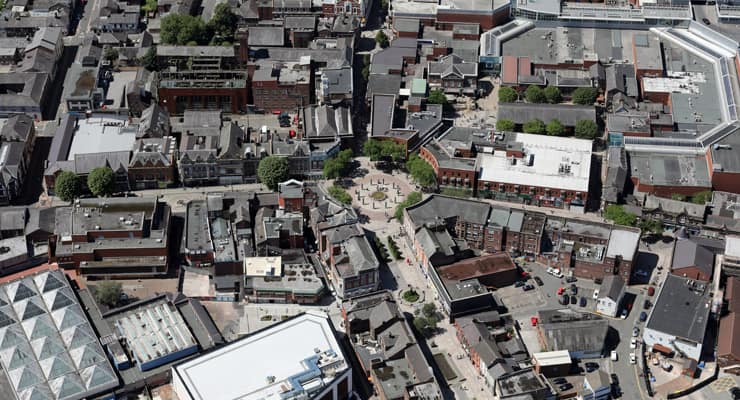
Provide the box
[671,239,714,278]
[598,275,624,302]
[428,54,477,78]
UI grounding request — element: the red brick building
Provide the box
[251,61,312,113]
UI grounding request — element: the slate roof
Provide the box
[428,54,477,78]
[672,239,714,278]
[646,274,711,343]
[405,195,491,229]
[598,275,624,302]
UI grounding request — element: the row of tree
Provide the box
[55,167,116,202]
[496,118,598,139]
[160,4,237,46]
[499,86,599,106]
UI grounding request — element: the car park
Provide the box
[534,276,544,286]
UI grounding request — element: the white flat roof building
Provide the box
[244,256,283,277]
[172,311,351,400]
[532,350,572,366]
[66,115,136,160]
[478,133,592,193]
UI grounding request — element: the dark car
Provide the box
[702,17,711,25]
[560,294,569,305]
[570,295,577,305]
[515,281,525,288]
[522,284,535,291]
[643,299,652,309]
[579,297,587,307]
[565,276,577,283]
[534,276,544,286]
[611,373,619,385]
[570,284,578,295]
[585,362,599,372]
[559,383,573,391]
[729,386,740,400]
[553,378,567,385]
[639,311,648,322]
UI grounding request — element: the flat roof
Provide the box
[629,153,711,188]
[173,312,347,400]
[478,133,592,192]
[66,115,136,160]
[244,256,282,277]
[606,228,640,261]
[646,274,712,343]
[532,350,572,366]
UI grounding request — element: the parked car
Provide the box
[585,362,599,372]
[647,286,655,296]
[729,386,740,400]
[515,281,525,288]
[592,289,600,299]
[643,299,652,310]
[611,373,619,385]
[559,383,573,391]
[522,284,535,291]
[530,317,538,327]
[639,311,648,322]
[629,353,636,364]
[560,294,569,305]
[610,351,618,361]
[570,295,577,305]
[534,276,544,286]
[702,17,711,25]
[620,309,628,319]
[630,338,637,349]
[579,297,587,307]
[553,378,567,385]
[570,284,578,295]
[633,327,639,337]
[565,276,577,283]
[557,287,565,295]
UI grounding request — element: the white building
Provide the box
[642,275,712,361]
[172,311,352,400]
[596,275,625,317]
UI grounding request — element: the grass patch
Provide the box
[441,187,472,198]
[370,191,387,201]
[402,289,419,302]
[328,185,352,205]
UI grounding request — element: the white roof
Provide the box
[726,236,740,258]
[66,115,136,160]
[244,256,283,277]
[532,350,572,366]
[173,312,347,400]
[606,228,640,261]
[478,133,592,192]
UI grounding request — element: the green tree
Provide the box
[406,154,436,187]
[103,47,118,62]
[161,14,207,45]
[546,119,564,136]
[574,119,598,139]
[523,119,546,134]
[55,171,81,202]
[525,85,546,103]
[496,119,516,132]
[691,191,712,204]
[572,87,599,105]
[604,205,637,226]
[671,193,686,201]
[207,3,237,45]
[427,89,447,105]
[141,46,158,71]
[141,0,157,13]
[375,30,389,48]
[328,185,352,205]
[639,219,664,235]
[323,149,353,179]
[544,86,562,104]
[394,191,422,221]
[87,167,115,197]
[95,281,122,307]
[422,302,437,319]
[257,156,290,191]
[498,86,518,103]
[363,139,405,162]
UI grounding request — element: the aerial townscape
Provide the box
[1,0,740,398]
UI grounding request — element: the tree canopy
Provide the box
[413,303,440,337]
[427,89,447,105]
[691,191,712,205]
[604,205,637,226]
[141,46,158,71]
[375,30,389,48]
[208,3,238,45]
[103,47,118,62]
[161,14,207,45]
[95,281,122,308]
[572,87,599,105]
[141,0,157,13]
[525,86,546,103]
[496,119,515,132]
[363,139,405,162]
[257,156,290,191]
[546,119,564,136]
[395,191,422,221]
[323,149,354,179]
[55,171,81,202]
[544,86,562,104]
[523,119,546,134]
[574,119,598,139]
[87,167,115,197]
[498,86,518,103]
[639,219,664,235]
[406,154,436,187]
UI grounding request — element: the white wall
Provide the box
[596,298,618,317]
[642,327,702,361]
